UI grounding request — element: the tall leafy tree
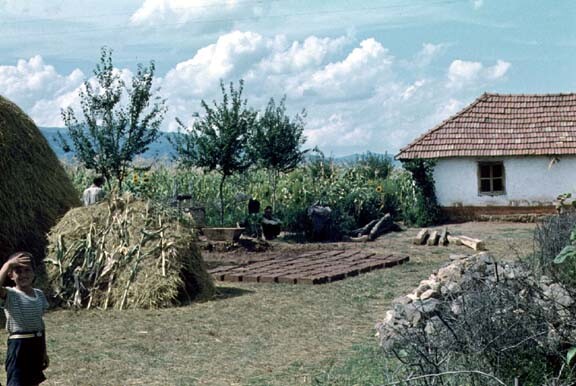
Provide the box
[59,47,166,190]
[172,80,258,225]
[250,96,307,210]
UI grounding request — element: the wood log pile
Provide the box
[413,227,486,251]
[348,214,402,242]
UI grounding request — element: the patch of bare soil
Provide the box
[201,221,537,267]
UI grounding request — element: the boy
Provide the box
[0,252,49,386]
[82,176,106,206]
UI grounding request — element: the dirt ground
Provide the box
[201,221,537,268]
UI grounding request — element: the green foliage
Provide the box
[59,47,167,190]
[249,96,308,210]
[171,80,258,225]
[354,151,394,180]
[63,151,408,235]
[400,158,444,226]
[532,211,576,288]
[552,227,576,288]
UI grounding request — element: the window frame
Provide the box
[477,161,506,196]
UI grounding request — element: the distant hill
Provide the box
[40,127,177,161]
[40,127,392,164]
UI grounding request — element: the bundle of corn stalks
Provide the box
[45,194,214,309]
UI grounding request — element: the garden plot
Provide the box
[209,249,409,284]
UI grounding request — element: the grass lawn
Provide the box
[0,222,535,385]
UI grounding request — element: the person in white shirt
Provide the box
[82,176,106,206]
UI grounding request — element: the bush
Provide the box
[532,211,576,287]
[380,256,576,385]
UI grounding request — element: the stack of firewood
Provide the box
[413,228,486,251]
[348,214,401,242]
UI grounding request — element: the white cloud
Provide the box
[295,38,393,100]
[1,31,513,156]
[447,59,483,87]
[258,35,348,74]
[486,59,511,79]
[472,0,484,9]
[306,113,372,154]
[413,43,446,67]
[447,59,511,88]
[130,0,256,26]
[0,56,84,126]
[402,79,427,100]
[163,30,266,98]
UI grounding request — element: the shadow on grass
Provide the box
[213,286,254,300]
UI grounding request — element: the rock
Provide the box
[449,254,468,261]
[437,264,462,283]
[420,289,440,300]
[477,252,495,264]
[413,298,441,314]
[545,283,574,308]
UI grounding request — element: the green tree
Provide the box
[249,96,308,210]
[59,47,166,190]
[172,80,257,225]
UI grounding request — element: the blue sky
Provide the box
[1,0,575,156]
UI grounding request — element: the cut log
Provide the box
[457,235,486,251]
[439,228,449,246]
[350,219,378,237]
[447,235,462,245]
[368,214,394,241]
[447,235,485,251]
[414,229,430,245]
[350,235,369,242]
[427,230,440,246]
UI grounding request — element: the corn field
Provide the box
[62,154,423,235]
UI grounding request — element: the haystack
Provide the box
[0,95,80,262]
[45,194,214,309]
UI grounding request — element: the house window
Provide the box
[478,162,505,195]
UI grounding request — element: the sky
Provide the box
[1,0,575,157]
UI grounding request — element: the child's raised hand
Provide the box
[7,253,32,268]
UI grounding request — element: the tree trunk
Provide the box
[219,175,226,226]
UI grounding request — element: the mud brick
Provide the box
[342,252,375,262]
[297,275,329,285]
[242,274,261,283]
[258,274,279,283]
[223,273,243,282]
[211,272,226,281]
[383,255,409,267]
[207,264,237,274]
[346,267,359,277]
[277,275,298,284]
[297,251,325,258]
[319,250,346,258]
[248,260,278,269]
[334,250,362,259]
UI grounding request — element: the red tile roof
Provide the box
[396,93,576,160]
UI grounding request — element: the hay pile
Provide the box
[0,95,80,261]
[45,194,214,309]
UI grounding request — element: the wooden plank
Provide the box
[457,235,486,251]
[447,235,462,245]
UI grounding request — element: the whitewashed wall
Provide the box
[433,156,576,206]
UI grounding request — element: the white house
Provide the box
[396,93,576,219]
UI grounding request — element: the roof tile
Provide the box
[396,93,576,160]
